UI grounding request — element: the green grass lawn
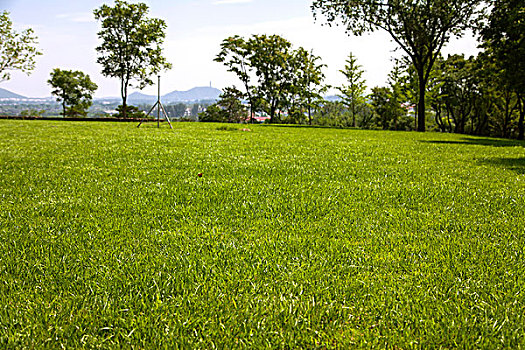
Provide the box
[1,120,524,348]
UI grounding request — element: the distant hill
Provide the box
[0,88,27,99]
[163,87,222,103]
[127,86,222,104]
[128,91,156,103]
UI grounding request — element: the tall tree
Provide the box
[312,0,485,132]
[287,48,327,125]
[215,36,257,123]
[216,34,327,124]
[481,0,525,139]
[48,69,98,117]
[94,0,171,118]
[249,34,295,123]
[0,11,42,82]
[438,55,479,134]
[337,52,367,127]
[387,64,409,130]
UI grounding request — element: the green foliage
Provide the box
[370,86,392,129]
[19,109,45,117]
[312,0,486,131]
[93,0,172,118]
[313,101,349,127]
[115,104,145,119]
[215,34,327,124]
[200,87,246,123]
[481,0,525,139]
[1,120,524,347]
[48,69,98,117]
[337,52,367,127]
[0,11,42,82]
[314,100,375,128]
[199,104,224,122]
[286,48,327,125]
[218,87,247,123]
[249,34,295,123]
[423,52,522,138]
[215,35,257,121]
[164,103,187,119]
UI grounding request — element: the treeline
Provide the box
[205,0,523,139]
[2,1,522,138]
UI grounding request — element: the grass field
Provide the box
[1,120,524,348]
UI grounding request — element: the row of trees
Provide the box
[338,0,524,139]
[213,34,327,124]
[1,1,171,119]
[1,1,523,138]
[206,0,523,139]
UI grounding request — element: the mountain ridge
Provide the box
[0,86,222,102]
[127,86,222,103]
[0,88,27,99]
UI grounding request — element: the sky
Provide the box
[1,0,481,98]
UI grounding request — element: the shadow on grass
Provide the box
[478,157,525,174]
[421,137,525,148]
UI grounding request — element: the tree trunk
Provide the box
[417,72,426,132]
[121,77,128,119]
[270,104,276,124]
[518,94,524,141]
[434,103,443,132]
[62,101,66,117]
[351,101,356,128]
[308,104,312,126]
[247,93,254,124]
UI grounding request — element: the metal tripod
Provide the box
[137,75,173,129]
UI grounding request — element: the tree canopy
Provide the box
[48,69,98,117]
[481,0,525,139]
[338,52,366,128]
[94,0,171,118]
[312,0,485,131]
[0,11,42,82]
[215,34,327,123]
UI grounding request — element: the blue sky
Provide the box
[1,0,480,98]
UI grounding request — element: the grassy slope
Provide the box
[0,120,524,348]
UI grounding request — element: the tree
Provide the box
[191,104,200,118]
[0,11,42,82]
[216,34,327,124]
[215,36,257,123]
[313,100,349,127]
[48,69,98,117]
[481,0,525,139]
[337,52,367,127]
[94,0,172,119]
[370,86,391,129]
[218,87,247,123]
[438,55,479,134]
[115,104,145,119]
[249,34,295,123]
[312,0,485,132]
[287,48,328,125]
[173,103,187,119]
[200,87,246,123]
[386,64,410,130]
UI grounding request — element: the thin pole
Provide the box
[157,75,160,128]
[137,75,172,128]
